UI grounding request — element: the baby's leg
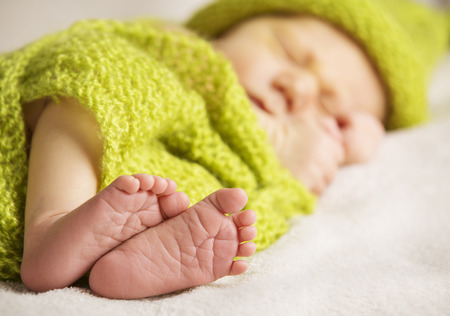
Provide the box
[27,174,189,292]
[21,99,189,292]
[90,188,257,299]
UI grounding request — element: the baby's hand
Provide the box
[339,112,385,165]
[272,117,345,195]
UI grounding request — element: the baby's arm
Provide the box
[339,112,385,165]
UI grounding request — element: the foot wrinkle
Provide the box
[185,208,212,243]
[196,238,215,278]
[154,227,184,278]
[180,249,200,282]
[99,195,147,235]
[134,237,170,282]
[92,231,122,251]
[99,195,132,227]
[166,214,210,282]
[99,195,119,215]
[100,190,148,222]
[179,230,201,275]
[211,237,220,278]
[124,247,161,284]
[121,213,145,233]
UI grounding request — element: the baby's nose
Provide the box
[273,70,320,114]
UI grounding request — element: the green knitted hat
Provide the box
[186,0,450,129]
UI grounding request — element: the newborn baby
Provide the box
[214,15,386,194]
[1,0,445,300]
[19,14,385,298]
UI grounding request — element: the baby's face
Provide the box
[213,15,386,124]
[213,15,387,191]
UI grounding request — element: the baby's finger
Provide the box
[309,165,327,195]
[323,133,345,166]
[320,155,339,188]
[320,116,343,143]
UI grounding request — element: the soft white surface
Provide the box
[1,1,450,315]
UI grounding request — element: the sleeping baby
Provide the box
[0,0,448,299]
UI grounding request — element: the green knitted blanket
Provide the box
[0,19,315,281]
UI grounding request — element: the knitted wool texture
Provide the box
[0,19,315,281]
[186,0,450,129]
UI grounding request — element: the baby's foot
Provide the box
[89,188,257,299]
[82,174,190,259]
[21,174,190,292]
[91,174,189,243]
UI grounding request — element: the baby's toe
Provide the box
[237,242,256,257]
[211,188,248,215]
[238,226,257,242]
[159,191,190,219]
[160,178,177,195]
[229,260,249,276]
[231,209,256,228]
[113,175,141,194]
[150,176,170,194]
[132,173,155,191]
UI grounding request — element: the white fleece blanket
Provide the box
[1,52,449,316]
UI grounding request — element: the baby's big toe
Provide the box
[158,191,190,219]
[210,188,248,215]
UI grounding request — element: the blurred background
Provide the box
[0,0,209,53]
[0,0,448,53]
